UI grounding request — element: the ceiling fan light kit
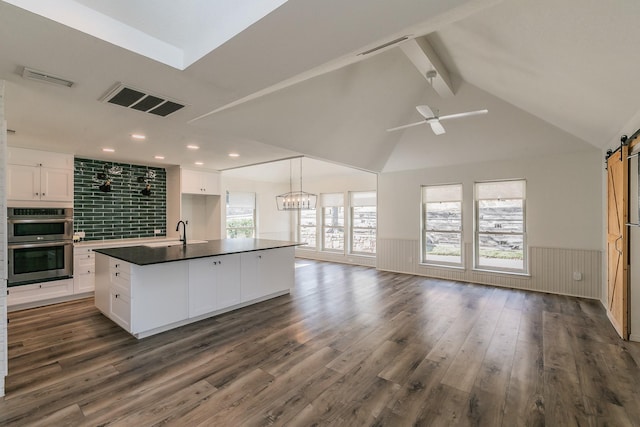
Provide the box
[387,105,488,135]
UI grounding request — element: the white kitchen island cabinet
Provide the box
[94,239,298,339]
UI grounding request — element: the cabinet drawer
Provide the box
[111,274,131,295]
[109,259,131,274]
[75,247,95,256]
[77,256,95,270]
[8,279,74,306]
[110,288,131,331]
[74,273,95,293]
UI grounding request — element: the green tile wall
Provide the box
[74,158,166,240]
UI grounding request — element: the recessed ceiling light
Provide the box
[194,161,204,166]
[102,148,115,153]
[228,153,240,158]
[187,144,199,150]
[131,134,146,140]
[154,155,165,160]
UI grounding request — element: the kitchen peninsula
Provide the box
[94,238,300,339]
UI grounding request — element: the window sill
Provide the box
[472,268,531,278]
[419,262,465,270]
[349,253,376,258]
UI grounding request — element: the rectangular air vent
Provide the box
[100,83,186,117]
[22,67,74,87]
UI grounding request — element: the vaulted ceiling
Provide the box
[1,0,638,177]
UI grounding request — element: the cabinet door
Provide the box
[110,287,131,331]
[260,248,294,295]
[74,253,95,293]
[240,252,262,302]
[200,171,220,195]
[41,167,74,201]
[215,254,241,309]
[188,257,218,317]
[181,169,203,194]
[7,164,39,201]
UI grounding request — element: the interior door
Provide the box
[606,146,629,339]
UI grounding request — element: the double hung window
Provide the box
[475,180,526,272]
[350,191,376,255]
[298,208,317,249]
[225,191,256,238]
[321,193,344,252]
[422,184,463,266]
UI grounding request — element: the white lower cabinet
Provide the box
[73,248,96,294]
[241,247,294,302]
[188,254,241,317]
[95,254,189,335]
[7,279,74,306]
[95,246,294,338]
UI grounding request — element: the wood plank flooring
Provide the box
[2,260,640,426]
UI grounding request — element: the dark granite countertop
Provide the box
[93,238,303,266]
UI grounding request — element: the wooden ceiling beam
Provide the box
[400,36,455,98]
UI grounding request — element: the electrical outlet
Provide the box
[572,271,583,281]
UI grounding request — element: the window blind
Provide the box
[476,180,525,200]
[350,191,376,207]
[422,184,462,202]
[320,193,344,207]
[226,191,256,208]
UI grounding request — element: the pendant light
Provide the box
[276,157,317,210]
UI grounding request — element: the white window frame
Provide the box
[421,183,463,267]
[297,207,317,250]
[474,179,527,274]
[349,191,377,256]
[225,191,256,238]
[321,193,345,253]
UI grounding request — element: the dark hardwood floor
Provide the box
[2,260,640,426]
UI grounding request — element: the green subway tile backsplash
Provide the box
[74,158,166,240]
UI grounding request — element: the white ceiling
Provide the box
[1,0,639,181]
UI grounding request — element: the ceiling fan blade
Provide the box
[386,121,426,132]
[416,105,436,119]
[438,109,488,121]
[429,119,446,135]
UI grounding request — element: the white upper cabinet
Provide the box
[7,147,74,202]
[181,168,220,195]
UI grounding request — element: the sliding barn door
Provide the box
[606,146,629,339]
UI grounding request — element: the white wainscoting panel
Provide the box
[377,239,601,299]
[295,249,377,268]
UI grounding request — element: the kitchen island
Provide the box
[94,238,300,338]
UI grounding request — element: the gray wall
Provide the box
[74,158,167,240]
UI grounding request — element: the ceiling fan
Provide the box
[387,105,488,135]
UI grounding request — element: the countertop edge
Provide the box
[93,239,303,266]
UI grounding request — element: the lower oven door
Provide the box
[8,241,73,286]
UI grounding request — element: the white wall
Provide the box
[378,148,603,298]
[1,80,7,396]
[220,176,293,240]
[627,148,640,341]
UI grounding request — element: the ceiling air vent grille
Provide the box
[100,83,186,117]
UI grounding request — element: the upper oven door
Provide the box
[8,218,73,242]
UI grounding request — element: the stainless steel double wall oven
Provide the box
[7,207,74,286]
